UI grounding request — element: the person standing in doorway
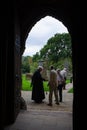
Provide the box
[60,68,67,89]
[57,69,64,102]
[47,65,59,106]
[31,66,45,103]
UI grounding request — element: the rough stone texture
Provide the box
[20,97,27,110]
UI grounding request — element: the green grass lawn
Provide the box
[68,87,73,93]
[22,74,49,91]
[22,74,73,92]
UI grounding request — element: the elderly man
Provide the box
[60,68,67,89]
[47,65,59,106]
[31,66,45,103]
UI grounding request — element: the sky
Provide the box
[23,15,68,57]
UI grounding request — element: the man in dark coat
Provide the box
[31,66,45,103]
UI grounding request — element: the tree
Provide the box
[21,56,30,73]
[26,33,72,75]
[39,33,72,62]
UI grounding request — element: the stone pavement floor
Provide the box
[5,83,73,130]
[21,83,73,112]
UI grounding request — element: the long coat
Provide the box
[31,69,45,103]
[49,69,58,88]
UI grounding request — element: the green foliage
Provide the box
[21,74,71,92]
[38,33,72,62]
[30,62,38,73]
[21,56,30,73]
[66,79,71,84]
[68,87,73,93]
[43,81,49,91]
[22,33,72,75]
[22,74,32,91]
[32,33,72,73]
[32,52,40,62]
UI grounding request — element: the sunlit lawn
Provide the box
[22,74,49,91]
[22,74,73,92]
[68,87,73,93]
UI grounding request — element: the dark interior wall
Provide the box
[0,5,22,128]
[71,6,86,129]
[14,8,22,119]
[0,2,15,128]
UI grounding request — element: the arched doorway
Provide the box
[8,10,72,129]
[21,15,73,111]
[1,1,85,130]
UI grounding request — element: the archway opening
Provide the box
[21,15,73,112]
[6,12,73,129]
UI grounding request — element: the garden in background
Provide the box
[21,33,73,93]
[21,74,73,93]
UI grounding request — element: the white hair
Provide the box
[38,66,43,70]
[64,68,67,71]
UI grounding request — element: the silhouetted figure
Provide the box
[31,66,45,103]
[47,65,59,106]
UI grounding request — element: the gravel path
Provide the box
[21,83,73,112]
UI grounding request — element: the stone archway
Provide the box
[15,2,76,130]
[1,1,85,130]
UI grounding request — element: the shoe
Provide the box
[47,103,52,106]
[55,102,60,105]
